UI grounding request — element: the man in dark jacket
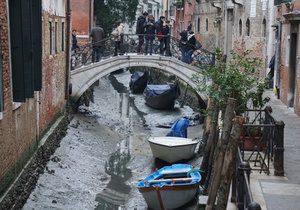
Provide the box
[71,30,79,69]
[179,29,188,63]
[186,31,196,64]
[90,25,105,62]
[161,20,171,56]
[136,12,148,53]
[155,16,166,55]
[144,15,156,55]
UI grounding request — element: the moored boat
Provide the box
[137,164,201,210]
[148,136,199,163]
[144,84,180,110]
[129,71,149,93]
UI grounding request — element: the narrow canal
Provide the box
[23,70,203,210]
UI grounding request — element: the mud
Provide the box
[1,69,204,210]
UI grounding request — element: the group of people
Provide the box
[71,25,105,67]
[70,14,200,69]
[136,12,171,56]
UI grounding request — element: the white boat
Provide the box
[137,164,201,210]
[148,136,199,163]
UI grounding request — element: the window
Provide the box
[9,0,42,102]
[197,17,200,33]
[62,22,65,51]
[246,18,250,36]
[55,21,58,53]
[262,19,266,37]
[206,18,208,32]
[0,44,3,112]
[239,19,242,36]
[49,21,53,55]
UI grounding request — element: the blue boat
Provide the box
[137,164,201,210]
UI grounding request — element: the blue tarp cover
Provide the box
[144,85,171,96]
[131,71,144,83]
[167,117,190,138]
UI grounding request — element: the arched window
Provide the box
[239,19,242,36]
[197,17,200,33]
[246,18,250,36]
[206,18,208,32]
[262,19,266,37]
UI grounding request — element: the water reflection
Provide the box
[95,138,132,210]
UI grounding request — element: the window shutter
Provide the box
[9,0,42,101]
[21,0,34,98]
[32,0,42,91]
[9,0,26,102]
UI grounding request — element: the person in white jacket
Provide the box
[112,20,124,56]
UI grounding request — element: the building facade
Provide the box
[0,0,68,197]
[71,0,94,45]
[193,0,269,70]
[275,0,300,115]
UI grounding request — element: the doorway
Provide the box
[288,25,298,107]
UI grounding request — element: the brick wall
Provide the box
[39,11,67,132]
[0,0,68,197]
[0,0,39,195]
[71,0,92,36]
[231,0,268,75]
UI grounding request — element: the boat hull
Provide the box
[137,164,201,210]
[148,137,198,163]
[138,184,199,210]
[144,84,180,110]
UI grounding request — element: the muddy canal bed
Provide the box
[23,70,203,210]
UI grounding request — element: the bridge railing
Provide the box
[71,34,215,70]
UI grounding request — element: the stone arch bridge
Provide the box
[70,34,214,103]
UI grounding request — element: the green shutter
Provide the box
[9,0,42,101]
[9,0,26,102]
[32,0,42,91]
[21,0,34,98]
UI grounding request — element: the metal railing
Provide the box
[71,34,215,70]
[240,106,284,175]
[231,148,262,210]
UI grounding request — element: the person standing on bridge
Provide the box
[71,29,80,69]
[161,20,171,56]
[155,16,166,55]
[186,31,196,64]
[144,15,156,55]
[112,20,125,56]
[90,24,105,62]
[136,12,148,54]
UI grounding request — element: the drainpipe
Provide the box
[89,0,94,31]
[274,22,282,98]
[224,0,234,62]
[65,0,71,100]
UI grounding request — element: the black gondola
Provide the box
[129,71,149,93]
[144,83,181,110]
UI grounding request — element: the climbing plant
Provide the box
[193,49,269,114]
